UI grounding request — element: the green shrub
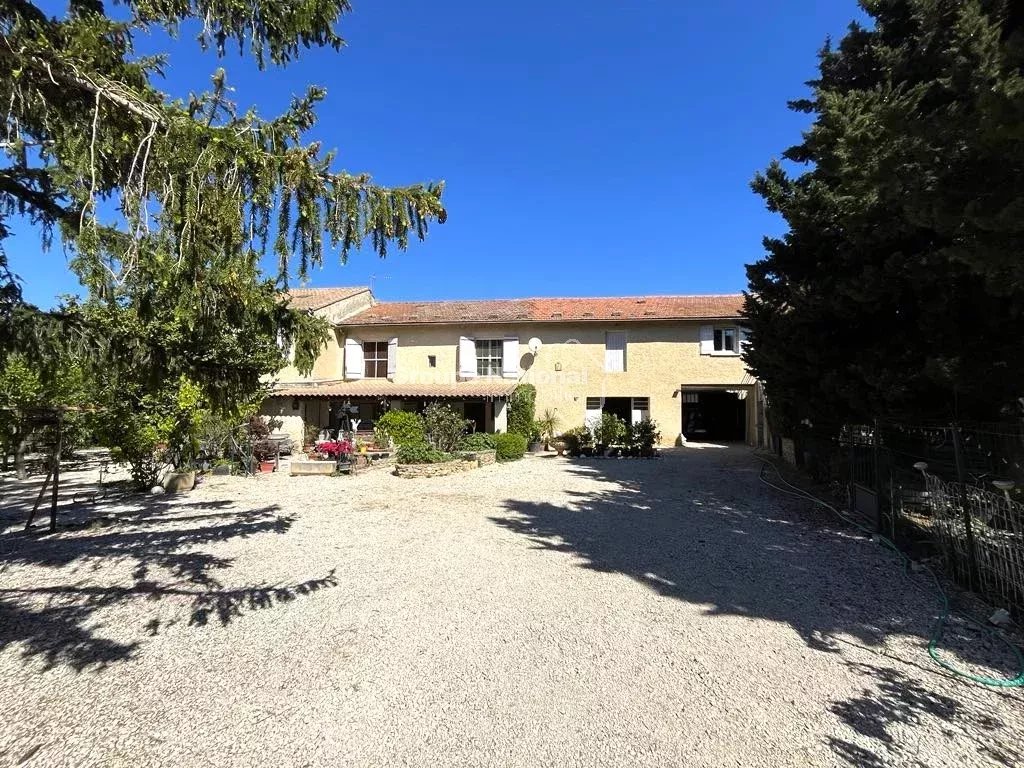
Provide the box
[423,402,470,452]
[559,426,591,455]
[629,418,662,454]
[493,432,527,461]
[507,383,536,437]
[374,410,426,447]
[396,444,455,464]
[459,432,496,451]
[593,412,627,446]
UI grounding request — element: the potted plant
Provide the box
[253,439,277,472]
[558,427,587,457]
[632,418,662,458]
[303,422,320,455]
[593,413,626,458]
[319,438,354,467]
[527,421,544,453]
[211,458,233,476]
[536,409,561,451]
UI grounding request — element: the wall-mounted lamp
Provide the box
[554,362,562,372]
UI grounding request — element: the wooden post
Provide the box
[49,417,62,533]
[25,467,52,531]
[950,423,979,590]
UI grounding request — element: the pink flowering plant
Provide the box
[317,439,354,460]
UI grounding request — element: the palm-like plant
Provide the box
[536,409,561,450]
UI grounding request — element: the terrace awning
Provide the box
[270,379,516,400]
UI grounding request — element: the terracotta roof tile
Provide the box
[285,287,368,311]
[272,379,516,399]
[342,294,744,326]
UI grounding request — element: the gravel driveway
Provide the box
[1,447,1022,767]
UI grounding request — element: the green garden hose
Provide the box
[757,456,1024,688]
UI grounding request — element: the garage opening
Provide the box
[681,389,746,442]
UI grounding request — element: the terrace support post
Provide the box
[950,423,980,591]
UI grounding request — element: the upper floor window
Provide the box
[714,327,737,353]
[605,331,626,372]
[475,339,503,377]
[700,324,746,356]
[363,341,389,378]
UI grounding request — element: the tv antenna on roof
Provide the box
[368,273,390,292]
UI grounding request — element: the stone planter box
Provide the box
[163,470,195,493]
[459,449,496,467]
[290,460,336,477]
[395,459,478,478]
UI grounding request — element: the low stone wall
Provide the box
[290,460,336,477]
[395,459,478,479]
[460,449,497,467]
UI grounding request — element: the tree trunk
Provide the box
[15,432,30,480]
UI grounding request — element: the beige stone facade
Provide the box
[262,290,765,448]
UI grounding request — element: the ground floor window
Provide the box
[585,396,651,426]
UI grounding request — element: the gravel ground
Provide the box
[1,446,1022,767]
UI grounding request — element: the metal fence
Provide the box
[790,420,1024,618]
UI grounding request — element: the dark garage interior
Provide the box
[681,389,746,442]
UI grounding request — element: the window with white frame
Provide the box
[699,324,748,356]
[475,339,503,377]
[363,341,388,378]
[714,327,738,354]
[605,331,626,372]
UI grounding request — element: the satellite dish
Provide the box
[527,337,543,355]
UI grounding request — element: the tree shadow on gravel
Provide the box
[826,661,1022,766]
[489,449,1024,766]
[0,494,338,671]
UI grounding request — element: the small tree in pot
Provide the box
[593,413,627,457]
[536,409,561,451]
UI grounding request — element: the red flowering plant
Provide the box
[317,439,354,460]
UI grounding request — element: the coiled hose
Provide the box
[757,456,1024,688]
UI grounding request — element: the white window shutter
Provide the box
[459,336,477,379]
[630,397,649,425]
[699,325,714,355]
[584,397,603,432]
[605,331,626,372]
[502,336,519,379]
[344,337,364,379]
[387,337,398,379]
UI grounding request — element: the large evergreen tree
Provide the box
[1,0,446,402]
[747,0,1024,434]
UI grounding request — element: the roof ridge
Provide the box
[364,293,743,305]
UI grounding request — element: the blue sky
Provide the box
[8,0,867,307]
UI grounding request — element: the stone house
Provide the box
[262,287,765,447]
